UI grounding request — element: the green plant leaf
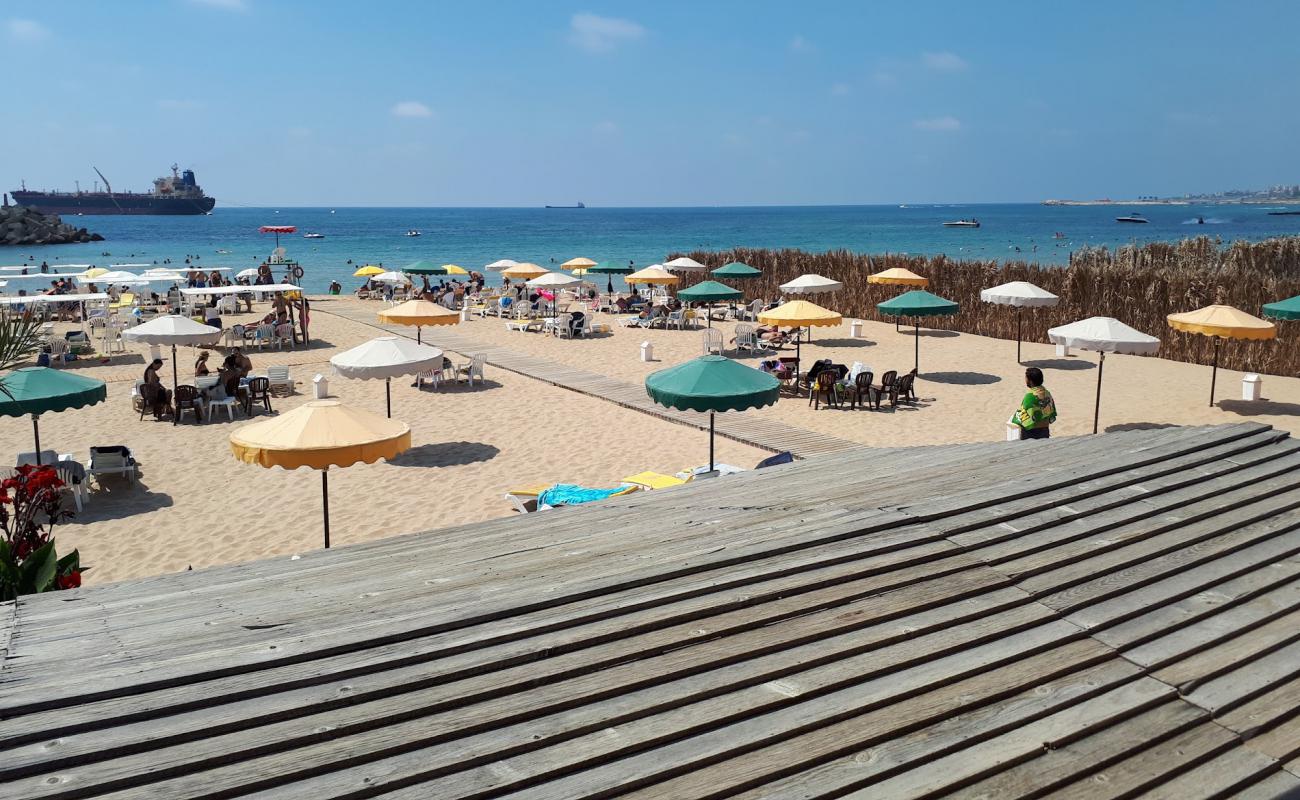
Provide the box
[20,540,58,593]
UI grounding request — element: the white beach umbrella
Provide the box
[485,259,518,272]
[663,257,709,273]
[81,270,149,285]
[527,272,583,317]
[122,315,223,397]
[980,281,1060,363]
[1048,316,1160,434]
[780,274,843,295]
[140,269,185,282]
[371,271,411,285]
[236,268,260,279]
[330,336,445,417]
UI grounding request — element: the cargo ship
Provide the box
[9,164,216,215]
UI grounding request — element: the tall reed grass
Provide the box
[670,236,1300,375]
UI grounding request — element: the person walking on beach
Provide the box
[1013,367,1056,440]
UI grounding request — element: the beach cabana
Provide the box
[230,400,410,548]
[527,272,583,317]
[758,300,843,364]
[677,281,742,328]
[1262,295,1300,321]
[877,290,959,374]
[980,281,1060,363]
[645,355,779,473]
[122,315,222,397]
[377,299,460,344]
[663,257,709,273]
[330,336,445,417]
[1048,316,1160,433]
[585,262,635,294]
[1167,305,1276,407]
[712,261,762,280]
[0,367,106,463]
[485,259,518,272]
[501,263,549,281]
[353,265,385,278]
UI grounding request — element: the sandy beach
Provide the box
[8,292,1300,587]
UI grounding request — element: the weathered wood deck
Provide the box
[318,303,862,459]
[4,422,1300,798]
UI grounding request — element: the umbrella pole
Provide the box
[386,378,392,418]
[321,469,330,549]
[417,326,422,345]
[914,318,920,374]
[1210,337,1220,407]
[171,343,179,398]
[1017,308,1022,364]
[1093,352,1105,434]
[32,415,41,464]
[709,412,715,473]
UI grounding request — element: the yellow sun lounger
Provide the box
[504,483,638,513]
[620,471,692,491]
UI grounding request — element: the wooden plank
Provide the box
[1182,639,1300,715]
[1241,715,1300,764]
[1218,674,1300,741]
[1135,746,1283,800]
[1138,597,1300,683]
[1232,770,1300,799]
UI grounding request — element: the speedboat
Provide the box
[405,230,422,237]
[303,232,325,239]
[942,219,980,228]
[1116,213,1149,223]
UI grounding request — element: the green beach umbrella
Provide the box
[712,261,762,279]
[402,260,445,275]
[586,262,635,294]
[877,289,960,374]
[677,280,743,328]
[1263,296,1300,321]
[0,367,107,464]
[645,355,779,473]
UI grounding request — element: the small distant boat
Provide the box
[215,249,232,254]
[1115,213,1149,224]
[1052,231,1066,239]
[545,202,586,209]
[1196,216,1205,225]
[303,232,325,239]
[1267,210,1300,216]
[405,230,421,237]
[942,219,980,228]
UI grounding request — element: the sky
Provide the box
[3,1,1298,207]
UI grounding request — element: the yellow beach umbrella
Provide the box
[1167,304,1276,406]
[440,264,469,276]
[230,399,410,548]
[562,257,598,270]
[354,265,385,277]
[867,268,929,286]
[502,262,549,280]
[625,265,680,285]
[81,267,109,279]
[759,300,843,365]
[377,299,461,344]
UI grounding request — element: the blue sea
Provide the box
[7,204,1299,294]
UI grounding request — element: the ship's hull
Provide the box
[10,191,215,215]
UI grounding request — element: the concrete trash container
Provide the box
[1243,373,1262,401]
[640,341,654,362]
[1055,343,1070,357]
[312,373,329,399]
[850,319,863,338]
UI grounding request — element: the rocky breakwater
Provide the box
[0,205,104,246]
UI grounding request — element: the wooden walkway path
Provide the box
[318,304,862,459]
[4,422,1300,798]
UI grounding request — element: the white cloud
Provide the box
[914,116,962,132]
[391,101,433,119]
[568,13,644,53]
[922,51,968,71]
[788,34,814,53]
[158,99,203,111]
[871,70,898,88]
[188,0,248,10]
[6,18,49,41]
[830,82,852,96]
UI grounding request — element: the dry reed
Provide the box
[669,236,1300,375]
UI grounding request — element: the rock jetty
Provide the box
[0,204,104,246]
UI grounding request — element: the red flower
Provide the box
[57,571,81,589]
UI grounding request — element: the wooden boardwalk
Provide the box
[318,304,862,459]
[4,422,1300,798]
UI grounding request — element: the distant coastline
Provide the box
[1043,198,1300,207]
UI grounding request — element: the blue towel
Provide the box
[537,484,625,508]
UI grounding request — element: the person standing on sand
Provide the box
[1013,367,1056,440]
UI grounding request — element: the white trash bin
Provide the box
[1006,418,1022,441]
[850,320,863,338]
[640,341,654,362]
[312,373,329,399]
[1243,373,1262,401]
[1055,343,1070,357]
[460,308,470,322]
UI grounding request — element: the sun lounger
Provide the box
[505,483,637,513]
[620,471,692,490]
[505,319,542,332]
[89,446,137,485]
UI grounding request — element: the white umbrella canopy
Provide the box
[79,270,149,285]
[981,281,1061,362]
[330,336,445,417]
[122,315,223,396]
[663,257,709,272]
[236,268,261,279]
[780,274,843,294]
[371,271,411,285]
[1048,316,1160,434]
[485,259,518,271]
[527,272,582,316]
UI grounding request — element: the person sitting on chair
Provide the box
[143,359,172,420]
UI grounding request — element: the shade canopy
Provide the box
[258,226,296,234]
[230,399,410,471]
[780,274,843,295]
[1047,317,1160,354]
[377,299,461,328]
[122,315,222,346]
[90,270,149,285]
[1167,305,1276,340]
[585,262,635,275]
[663,257,709,273]
[1263,296,1300,321]
[353,265,385,277]
[402,260,443,275]
[712,261,761,279]
[980,281,1060,308]
[371,271,411,285]
[485,259,518,271]
[81,267,109,279]
[877,290,959,318]
[677,280,743,303]
[236,268,260,279]
[330,336,445,381]
[526,272,582,289]
[867,268,929,287]
[501,263,549,280]
[441,264,470,276]
[625,265,680,285]
[645,355,780,413]
[0,367,106,418]
[758,299,843,328]
[561,257,598,269]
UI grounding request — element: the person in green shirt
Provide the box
[1014,367,1057,439]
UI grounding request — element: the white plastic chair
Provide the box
[273,324,294,349]
[253,323,275,349]
[456,354,486,387]
[89,446,137,485]
[206,384,240,421]
[702,328,723,355]
[734,323,766,354]
[46,338,70,365]
[267,365,293,395]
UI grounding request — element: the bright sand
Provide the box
[9,294,1300,586]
